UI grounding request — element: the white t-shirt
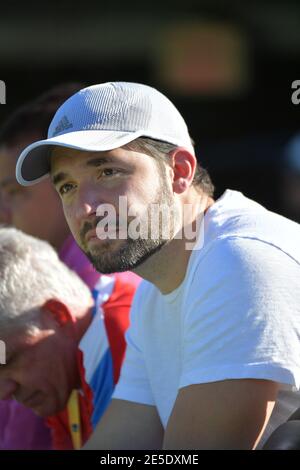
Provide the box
[113,190,300,447]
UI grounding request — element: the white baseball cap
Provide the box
[16,81,194,186]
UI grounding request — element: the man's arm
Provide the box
[83,398,164,450]
[163,379,279,450]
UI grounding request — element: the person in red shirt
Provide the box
[0,83,140,450]
[0,227,134,449]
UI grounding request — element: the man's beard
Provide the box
[85,235,168,274]
[81,174,177,274]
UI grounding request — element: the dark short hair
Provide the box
[0,82,85,147]
[123,137,215,197]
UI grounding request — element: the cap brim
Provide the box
[16,129,144,186]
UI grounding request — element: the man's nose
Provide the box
[0,378,18,400]
[74,184,101,221]
[75,201,95,221]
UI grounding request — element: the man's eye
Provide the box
[59,183,75,195]
[101,168,120,177]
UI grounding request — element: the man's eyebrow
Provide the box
[51,172,69,187]
[51,156,117,186]
[86,156,116,167]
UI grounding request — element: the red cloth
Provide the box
[47,278,134,449]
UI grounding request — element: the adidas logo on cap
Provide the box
[53,115,73,137]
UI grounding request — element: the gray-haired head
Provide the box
[0,226,92,334]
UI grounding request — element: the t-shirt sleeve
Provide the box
[112,285,156,406]
[180,236,300,390]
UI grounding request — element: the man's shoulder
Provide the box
[203,190,300,268]
[186,232,300,306]
[207,189,300,234]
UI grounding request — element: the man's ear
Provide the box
[42,299,74,327]
[169,147,197,194]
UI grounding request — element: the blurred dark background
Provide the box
[0,0,300,215]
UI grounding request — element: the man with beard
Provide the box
[16,82,300,449]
